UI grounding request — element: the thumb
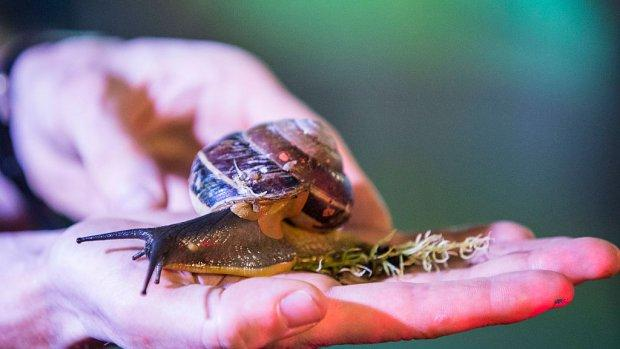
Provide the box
[202,277,327,348]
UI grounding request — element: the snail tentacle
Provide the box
[131,250,146,260]
[153,259,164,285]
[142,252,158,294]
[141,243,167,295]
[75,228,153,244]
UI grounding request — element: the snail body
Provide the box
[76,119,359,294]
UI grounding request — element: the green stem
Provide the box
[293,230,490,281]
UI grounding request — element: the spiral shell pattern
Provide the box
[189,119,353,230]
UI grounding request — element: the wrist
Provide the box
[0,232,88,347]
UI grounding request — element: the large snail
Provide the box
[76,119,488,294]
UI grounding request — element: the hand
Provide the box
[9,36,390,231]
[47,211,328,348]
[53,213,618,347]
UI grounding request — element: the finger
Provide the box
[11,43,164,217]
[283,271,572,346]
[107,209,196,227]
[11,118,107,218]
[161,277,328,348]
[65,73,167,212]
[164,174,193,212]
[497,237,620,283]
[192,47,393,232]
[134,276,328,348]
[488,236,572,256]
[367,220,537,247]
[343,178,393,232]
[418,220,534,243]
[394,237,620,284]
[252,97,393,232]
[486,235,617,262]
[430,221,535,266]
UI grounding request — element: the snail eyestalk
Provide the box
[293,230,490,280]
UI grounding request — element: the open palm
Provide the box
[56,212,618,348]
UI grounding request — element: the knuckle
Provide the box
[215,328,246,349]
[212,315,258,349]
[202,287,248,349]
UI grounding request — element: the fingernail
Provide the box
[279,291,325,328]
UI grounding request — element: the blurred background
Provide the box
[1,1,618,348]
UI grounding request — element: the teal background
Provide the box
[3,1,619,347]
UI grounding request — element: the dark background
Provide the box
[1,1,618,348]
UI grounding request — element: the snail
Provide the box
[76,119,489,294]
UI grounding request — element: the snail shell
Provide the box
[189,119,353,237]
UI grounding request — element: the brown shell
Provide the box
[189,119,353,230]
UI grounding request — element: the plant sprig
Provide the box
[293,230,490,281]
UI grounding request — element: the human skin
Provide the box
[0,173,27,230]
[1,38,619,347]
[9,36,390,232]
[1,215,618,348]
